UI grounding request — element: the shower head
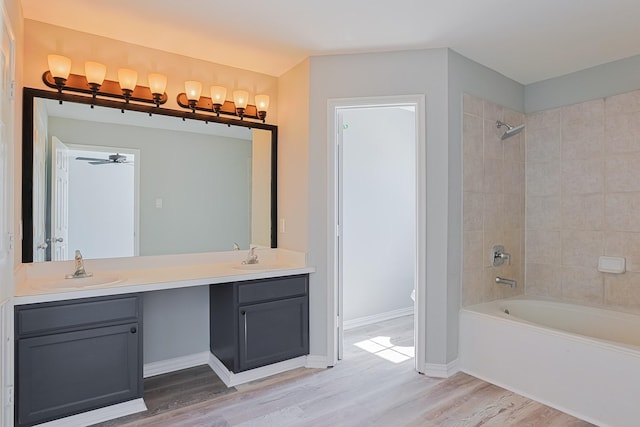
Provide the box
[496,120,525,140]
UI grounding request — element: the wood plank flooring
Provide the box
[96,315,592,426]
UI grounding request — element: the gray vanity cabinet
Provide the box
[15,294,143,427]
[210,274,309,372]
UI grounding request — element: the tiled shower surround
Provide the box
[462,94,525,305]
[526,90,640,310]
[462,90,640,311]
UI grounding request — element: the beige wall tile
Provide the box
[561,158,604,195]
[462,268,485,306]
[561,266,604,304]
[525,263,562,298]
[463,93,483,117]
[483,101,503,122]
[503,161,523,194]
[562,99,604,124]
[527,195,561,230]
[562,120,604,160]
[606,153,640,192]
[483,193,504,232]
[527,161,561,196]
[604,112,640,154]
[604,232,640,272]
[463,153,483,193]
[463,113,483,157]
[562,230,603,268]
[503,133,524,162]
[605,90,640,116]
[483,158,503,194]
[605,192,640,231]
[526,126,561,162]
[561,194,603,231]
[504,109,524,127]
[463,231,483,270]
[526,108,561,131]
[527,230,561,265]
[604,273,640,310]
[503,193,522,230]
[484,119,504,160]
[463,191,483,232]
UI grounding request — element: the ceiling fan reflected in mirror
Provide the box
[75,153,132,165]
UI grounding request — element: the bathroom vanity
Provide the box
[13,250,313,426]
[15,294,143,426]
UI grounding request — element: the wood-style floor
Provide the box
[96,315,592,426]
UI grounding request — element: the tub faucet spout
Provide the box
[495,276,517,288]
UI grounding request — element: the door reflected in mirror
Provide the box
[26,93,276,263]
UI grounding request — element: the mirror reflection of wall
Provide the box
[31,98,272,262]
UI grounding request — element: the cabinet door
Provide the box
[238,296,308,371]
[17,323,141,426]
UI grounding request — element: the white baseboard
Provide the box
[38,398,147,427]
[143,351,210,378]
[424,359,460,378]
[343,306,414,330]
[305,355,329,369]
[208,353,308,387]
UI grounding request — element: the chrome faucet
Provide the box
[495,276,517,288]
[242,246,259,265]
[65,250,93,279]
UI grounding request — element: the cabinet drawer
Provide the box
[17,295,141,337]
[237,275,307,305]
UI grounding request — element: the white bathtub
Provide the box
[459,297,640,426]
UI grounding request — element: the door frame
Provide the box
[326,95,426,372]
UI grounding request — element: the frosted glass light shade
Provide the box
[148,73,168,95]
[255,94,270,112]
[233,90,249,109]
[47,55,71,79]
[185,81,202,101]
[210,86,227,104]
[117,68,138,91]
[84,61,107,85]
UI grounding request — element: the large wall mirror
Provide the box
[22,88,277,263]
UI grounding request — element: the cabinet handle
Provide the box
[130,327,137,334]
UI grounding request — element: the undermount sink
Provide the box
[33,276,122,291]
[232,264,288,271]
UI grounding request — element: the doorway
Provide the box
[58,143,140,260]
[328,96,426,372]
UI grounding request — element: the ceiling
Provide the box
[20,0,640,84]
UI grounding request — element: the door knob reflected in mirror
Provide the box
[53,237,64,243]
[37,242,48,250]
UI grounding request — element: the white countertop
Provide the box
[14,248,315,305]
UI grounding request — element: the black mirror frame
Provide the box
[22,87,278,263]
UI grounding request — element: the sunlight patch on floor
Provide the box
[354,335,414,363]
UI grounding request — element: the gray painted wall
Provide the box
[48,117,252,256]
[143,286,209,363]
[309,48,451,364]
[447,50,524,360]
[525,54,640,113]
[342,107,415,322]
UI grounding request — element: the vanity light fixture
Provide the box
[117,68,138,103]
[176,88,268,122]
[210,86,227,115]
[47,54,71,94]
[148,73,168,107]
[184,80,203,112]
[255,94,270,122]
[85,61,106,107]
[233,90,249,119]
[43,54,168,110]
